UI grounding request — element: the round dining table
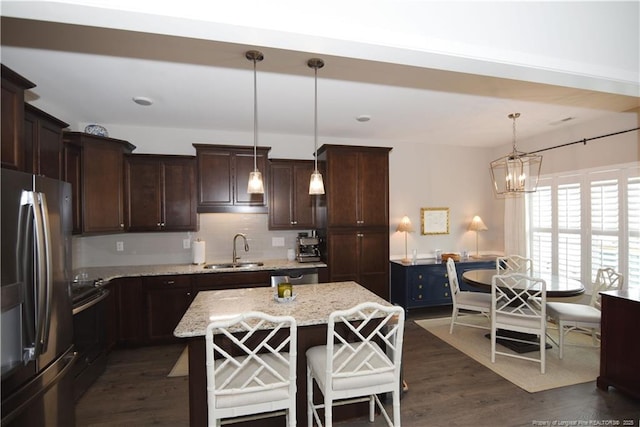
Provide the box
[462,269,585,298]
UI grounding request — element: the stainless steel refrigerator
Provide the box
[1,168,77,426]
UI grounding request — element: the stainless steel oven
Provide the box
[70,280,109,401]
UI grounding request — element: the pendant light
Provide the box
[308,58,325,195]
[490,113,542,196]
[246,50,264,194]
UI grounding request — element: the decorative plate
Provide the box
[274,294,297,303]
[84,124,109,137]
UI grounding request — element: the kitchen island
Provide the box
[174,281,393,426]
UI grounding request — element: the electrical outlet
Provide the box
[183,239,191,249]
[272,237,285,247]
[116,241,124,252]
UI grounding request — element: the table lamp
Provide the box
[468,215,488,258]
[396,216,414,263]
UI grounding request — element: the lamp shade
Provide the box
[468,215,488,232]
[247,170,264,194]
[396,216,414,233]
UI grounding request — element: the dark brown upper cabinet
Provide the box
[317,145,391,228]
[24,103,69,180]
[1,65,36,171]
[268,159,316,230]
[63,132,136,235]
[194,144,270,213]
[124,154,198,232]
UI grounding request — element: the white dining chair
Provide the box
[496,255,533,275]
[491,273,547,374]
[306,302,405,427]
[447,258,492,334]
[205,311,297,427]
[546,267,624,359]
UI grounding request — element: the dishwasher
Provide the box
[270,267,319,287]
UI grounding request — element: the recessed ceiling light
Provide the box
[356,115,371,122]
[132,96,153,106]
[550,116,575,125]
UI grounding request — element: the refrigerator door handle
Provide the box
[30,192,52,357]
[37,192,53,354]
[19,191,37,363]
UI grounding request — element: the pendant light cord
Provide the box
[314,65,318,171]
[253,57,258,171]
[509,112,520,154]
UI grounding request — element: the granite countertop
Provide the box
[173,281,392,338]
[74,259,327,283]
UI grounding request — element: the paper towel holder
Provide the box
[193,238,206,265]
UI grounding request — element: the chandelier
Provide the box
[490,113,542,196]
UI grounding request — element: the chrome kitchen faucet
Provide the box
[232,233,249,265]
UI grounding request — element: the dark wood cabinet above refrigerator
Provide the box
[63,132,136,235]
[1,64,35,171]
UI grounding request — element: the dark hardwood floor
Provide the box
[76,307,640,426]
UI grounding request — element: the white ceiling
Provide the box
[1,1,638,149]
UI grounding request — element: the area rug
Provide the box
[167,346,188,377]
[414,316,600,393]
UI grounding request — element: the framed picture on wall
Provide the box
[421,207,449,235]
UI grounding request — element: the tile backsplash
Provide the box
[72,213,309,268]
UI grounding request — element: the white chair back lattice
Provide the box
[491,273,547,373]
[306,302,405,427]
[590,267,625,310]
[496,255,533,275]
[205,311,297,427]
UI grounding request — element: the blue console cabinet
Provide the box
[390,258,495,311]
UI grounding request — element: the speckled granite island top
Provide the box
[173,281,392,338]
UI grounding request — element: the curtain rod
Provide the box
[527,127,640,155]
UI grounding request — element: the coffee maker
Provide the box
[296,232,321,262]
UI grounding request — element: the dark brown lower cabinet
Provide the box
[104,280,119,352]
[192,271,271,293]
[144,275,194,345]
[325,228,389,299]
[114,277,144,347]
[110,269,321,348]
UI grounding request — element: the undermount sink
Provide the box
[203,262,264,270]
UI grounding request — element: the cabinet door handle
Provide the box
[165,280,175,285]
[157,223,161,227]
[120,223,124,229]
[418,274,423,279]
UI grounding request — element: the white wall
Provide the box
[388,142,501,261]
[72,109,638,268]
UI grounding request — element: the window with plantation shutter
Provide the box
[527,163,639,291]
[628,176,640,287]
[558,183,581,280]
[590,179,619,280]
[530,184,552,274]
